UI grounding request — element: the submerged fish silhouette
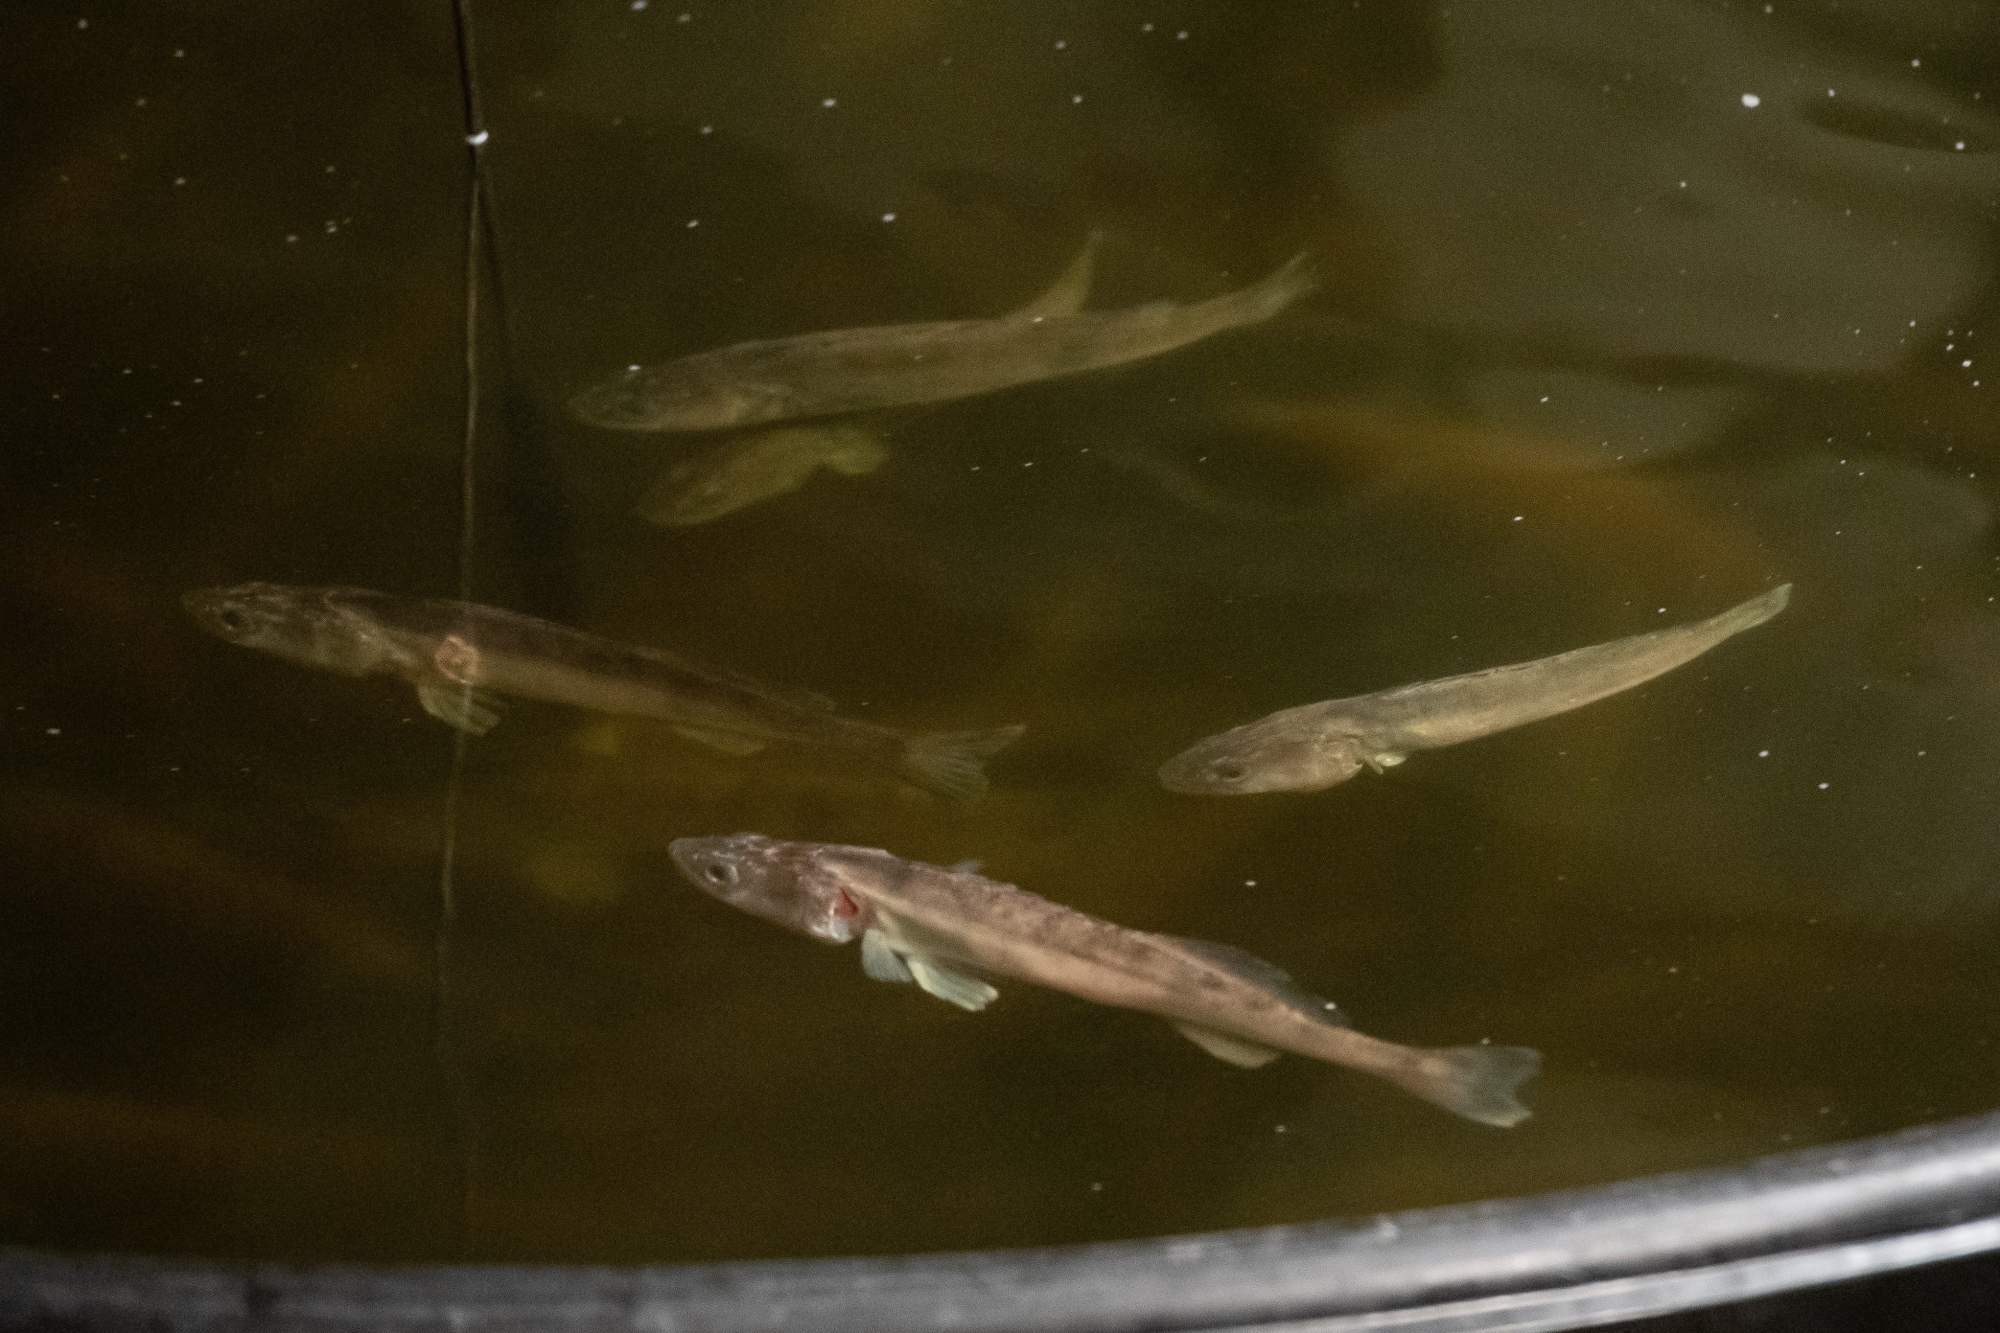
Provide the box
[183,583,1022,800]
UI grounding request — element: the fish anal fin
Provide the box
[905,954,998,1011]
[860,928,914,984]
[1167,936,1351,1027]
[671,724,768,756]
[1173,1022,1282,1068]
[416,676,504,735]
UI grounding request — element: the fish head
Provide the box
[181,582,361,668]
[1157,711,1366,795]
[670,834,871,943]
[569,363,784,433]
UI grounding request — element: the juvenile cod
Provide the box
[1160,584,1790,795]
[670,833,1541,1127]
[572,248,1315,432]
[183,583,1023,800]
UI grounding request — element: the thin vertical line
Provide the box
[439,0,488,1258]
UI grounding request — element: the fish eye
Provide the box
[218,609,247,633]
[1208,761,1248,782]
[704,861,738,885]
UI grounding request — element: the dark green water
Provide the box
[3,0,1998,1265]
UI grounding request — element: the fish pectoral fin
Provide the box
[1363,750,1407,773]
[860,928,915,984]
[416,676,504,735]
[904,953,999,1012]
[1173,1022,1282,1069]
[670,725,768,756]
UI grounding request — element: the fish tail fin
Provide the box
[899,724,1026,801]
[1245,251,1319,320]
[1395,1045,1542,1128]
[1718,582,1792,633]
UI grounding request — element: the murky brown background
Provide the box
[3,0,1998,1265]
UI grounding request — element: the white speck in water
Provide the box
[1539,395,1549,403]
[467,130,489,146]
[1071,93,1083,104]
[1955,141,1966,151]
[1512,514,1524,522]
[1964,360,1974,368]
[678,11,690,20]
[77,17,87,28]
[1140,22,1153,32]
[1758,749,1770,758]
[631,1,646,9]
[1740,93,1761,108]
[881,212,896,222]
[285,234,298,243]
[1090,1182,1103,1191]
[45,728,60,736]
[174,176,186,186]
[820,97,837,108]
[1274,1125,1287,1134]
[136,97,147,106]
[1244,879,1257,887]
[627,364,641,372]
[1657,606,1667,614]
[686,218,699,228]
[1818,782,1830,790]
[1177,29,1189,39]
[1911,58,1921,67]
[1054,39,1066,49]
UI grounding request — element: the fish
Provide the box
[1160,584,1791,794]
[635,422,890,526]
[571,244,1315,432]
[669,833,1541,1126]
[182,583,1023,800]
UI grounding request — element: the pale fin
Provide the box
[860,928,914,984]
[906,954,999,1011]
[416,676,503,735]
[1008,230,1102,321]
[1363,750,1407,774]
[821,426,890,475]
[1167,936,1352,1027]
[1173,1022,1283,1068]
[899,724,1026,801]
[1396,1046,1542,1129]
[945,859,983,874]
[671,724,768,756]
[1244,251,1319,320]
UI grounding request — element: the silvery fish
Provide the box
[1160,584,1791,795]
[636,422,890,526]
[670,833,1541,1127]
[571,243,1315,432]
[183,583,1023,800]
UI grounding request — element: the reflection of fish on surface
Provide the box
[636,422,891,526]
[182,583,1023,801]
[572,241,1314,432]
[670,833,1541,1126]
[1160,584,1791,794]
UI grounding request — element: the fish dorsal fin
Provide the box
[1172,1022,1282,1068]
[1166,936,1351,1028]
[628,644,841,713]
[1007,231,1102,322]
[671,724,768,756]
[860,927,914,983]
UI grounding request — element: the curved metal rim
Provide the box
[7,1109,2000,1333]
